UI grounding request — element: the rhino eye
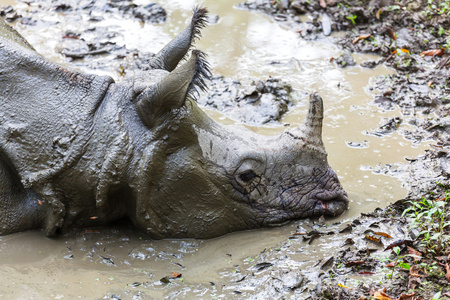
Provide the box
[239,170,257,182]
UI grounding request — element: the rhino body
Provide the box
[0,8,348,238]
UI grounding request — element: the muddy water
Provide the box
[0,0,431,298]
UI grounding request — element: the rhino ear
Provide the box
[135,50,211,128]
[149,7,208,72]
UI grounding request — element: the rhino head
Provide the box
[116,8,349,238]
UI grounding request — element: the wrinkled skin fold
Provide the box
[0,8,348,238]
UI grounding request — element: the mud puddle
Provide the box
[0,0,434,299]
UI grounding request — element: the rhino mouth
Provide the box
[314,190,349,216]
[264,189,349,227]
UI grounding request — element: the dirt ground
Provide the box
[241,0,450,299]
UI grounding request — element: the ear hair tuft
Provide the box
[187,50,211,101]
[190,7,209,45]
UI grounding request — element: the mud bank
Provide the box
[241,0,450,299]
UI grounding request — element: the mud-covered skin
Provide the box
[0,8,347,238]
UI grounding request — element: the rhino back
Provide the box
[0,18,114,187]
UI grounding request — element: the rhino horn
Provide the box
[136,50,211,128]
[303,92,324,145]
[149,7,208,72]
[288,93,327,155]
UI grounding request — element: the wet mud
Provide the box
[241,0,450,299]
[1,0,449,299]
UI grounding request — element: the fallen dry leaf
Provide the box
[409,265,423,278]
[386,27,396,40]
[376,8,383,20]
[319,0,327,8]
[358,271,375,275]
[420,49,445,57]
[38,200,43,205]
[352,34,372,44]
[406,246,422,261]
[171,272,182,278]
[384,239,413,251]
[89,216,98,220]
[391,49,411,55]
[374,231,393,238]
[365,235,382,245]
[397,292,416,300]
[385,261,396,268]
[374,291,394,300]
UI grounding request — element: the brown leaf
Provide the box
[62,35,79,39]
[397,292,415,300]
[376,8,383,20]
[406,246,422,261]
[358,271,375,275]
[365,235,382,245]
[374,291,394,300]
[89,216,98,220]
[420,49,445,57]
[409,265,423,278]
[319,0,327,8]
[384,239,413,251]
[394,48,411,54]
[385,261,396,268]
[374,231,393,238]
[352,34,372,44]
[386,27,396,40]
[171,272,182,278]
[444,292,450,297]
[38,200,43,205]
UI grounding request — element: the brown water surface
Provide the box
[0,0,430,298]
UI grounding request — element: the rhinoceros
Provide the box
[0,8,348,239]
